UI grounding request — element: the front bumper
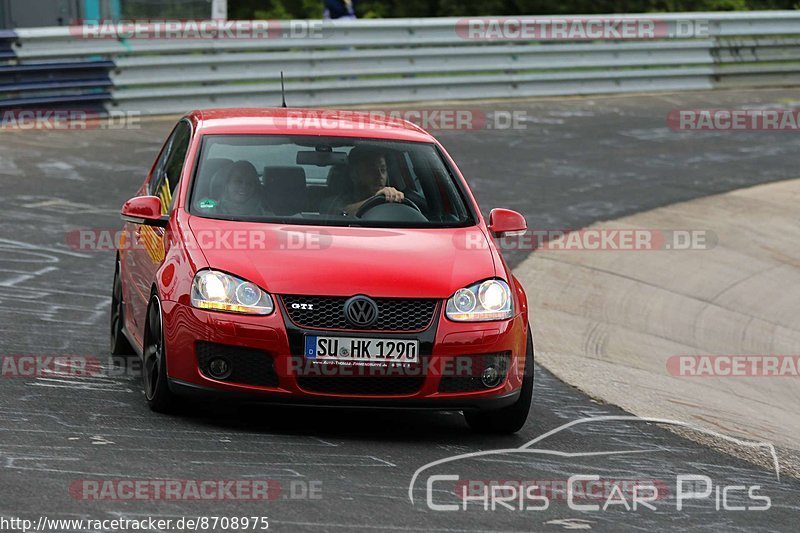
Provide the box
[167,378,521,411]
[161,298,528,410]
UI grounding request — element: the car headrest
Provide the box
[263,166,307,215]
[326,165,350,195]
[202,158,234,179]
[196,158,233,200]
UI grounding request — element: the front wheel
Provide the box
[142,295,178,413]
[464,330,534,433]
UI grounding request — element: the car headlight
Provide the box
[191,270,274,315]
[446,279,513,321]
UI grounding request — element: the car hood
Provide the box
[187,217,496,298]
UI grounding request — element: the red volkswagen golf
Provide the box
[113,108,533,433]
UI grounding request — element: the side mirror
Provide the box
[121,196,168,227]
[487,208,527,237]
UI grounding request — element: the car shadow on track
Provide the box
[167,399,539,446]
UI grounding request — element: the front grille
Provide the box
[196,341,279,387]
[438,353,510,393]
[296,375,424,395]
[281,295,438,331]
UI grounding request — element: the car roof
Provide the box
[188,108,437,143]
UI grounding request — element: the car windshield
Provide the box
[188,135,474,228]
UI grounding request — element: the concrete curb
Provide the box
[516,178,800,454]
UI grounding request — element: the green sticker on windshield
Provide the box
[198,198,217,210]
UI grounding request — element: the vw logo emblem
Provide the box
[344,295,379,327]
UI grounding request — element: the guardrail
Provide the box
[0,30,17,60]
[4,11,800,115]
[0,60,115,109]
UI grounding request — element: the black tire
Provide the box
[110,260,135,356]
[464,329,534,434]
[142,295,178,413]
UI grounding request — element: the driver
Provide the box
[326,147,404,216]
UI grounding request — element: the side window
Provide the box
[150,121,192,213]
[149,127,177,195]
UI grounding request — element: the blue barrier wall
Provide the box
[0,26,115,113]
[0,36,115,112]
[0,30,17,60]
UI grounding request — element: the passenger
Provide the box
[216,161,270,217]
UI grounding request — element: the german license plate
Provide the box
[304,336,419,363]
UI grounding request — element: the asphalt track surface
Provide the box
[1,88,799,532]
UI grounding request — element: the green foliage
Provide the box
[230,0,321,19]
[228,0,797,18]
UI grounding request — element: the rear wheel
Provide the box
[110,260,134,356]
[464,330,534,433]
[142,295,177,413]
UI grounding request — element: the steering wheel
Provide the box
[355,193,422,218]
